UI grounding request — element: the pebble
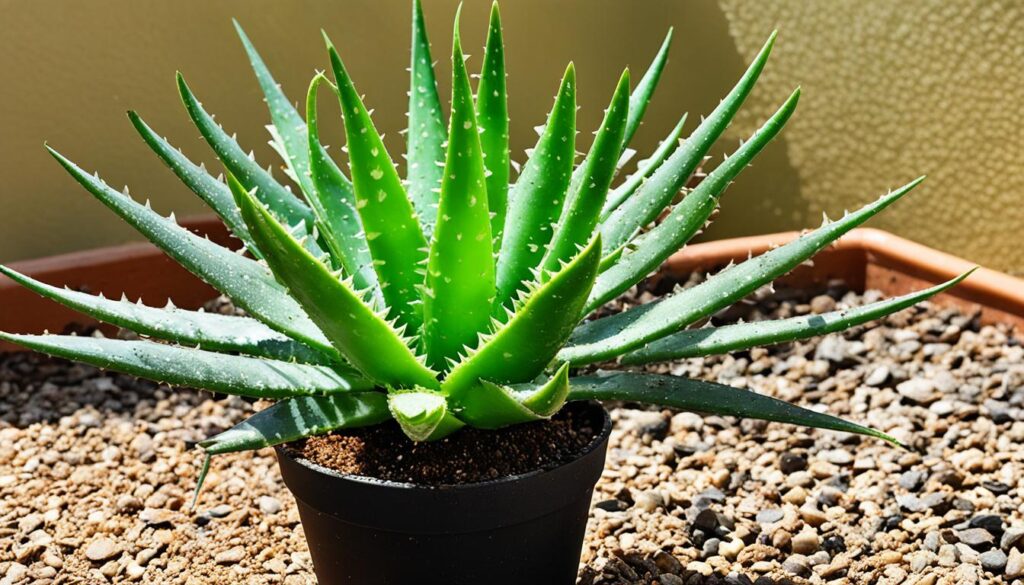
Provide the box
[633,490,664,512]
[214,547,245,565]
[980,549,1008,573]
[1002,528,1024,551]
[84,537,119,562]
[898,470,927,491]
[779,452,807,473]
[258,496,282,515]
[1007,548,1024,579]
[781,555,811,577]
[755,508,784,524]
[897,378,938,404]
[957,528,995,548]
[791,530,819,555]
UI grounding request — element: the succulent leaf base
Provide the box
[1,2,970,494]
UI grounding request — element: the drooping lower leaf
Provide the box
[388,390,464,442]
[421,18,496,370]
[232,179,440,390]
[443,236,601,401]
[601,114,687,220]
[325,35,429,333]
[568,372,904,447]
[476,1,510,247]
[622,271,974,364]
[494,65,577,307]
[406,0,446,235]
[47,147,336,356]
[544,70,630,272]
[127,111,259,257]
[0,265,330,364]
[176,73,315,231]
[586,88,800,312]
[200,392,389,455]
[0,333,370,398]
[561,177,925,364]
[453,362,570,428]
[601,32,778,254]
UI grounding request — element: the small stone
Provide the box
[800,505,828,527]
[719,538,744,560]
[897,378,938,404]
[937,544,958,567]
[782,486,807,506]
[100,561,119,577]
[634,490,664,513]
[782,555,811,577]
[772,530,791,551]
[877,550,903,565]
[864,365,890,387]
[1006,548,1024,578]
[923,531,941,552]
[1001,528,1024,550]
[595,499,627,512]
[207,504,233,518]
[810,295,836,314]
[693,508,721,532]
[653,550,683,575]
[126,562,146,579]
[898,470,926,491]
[819,449,853,465]
[659,576,684,585]
[116,494,143,513]
[686,561,713,576]
[85,538,119,562]
[958,528,996,548]
[42,550,63,569]
[779,452,807,473]
[215,547,246,565]
[701,538,721,559]
[969,514,1003,534]
[980,549,1008,573]
[808,550,830,566]
[5,563,28,582]
[258,496,282,515]
[791,530,819,555]
[139,508,175,526]
[17,514,43,534]
[756,508,784,524]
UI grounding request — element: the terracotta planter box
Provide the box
[2,218,1021,352]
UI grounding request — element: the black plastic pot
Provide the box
[275,401,612,585]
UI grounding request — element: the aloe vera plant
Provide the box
[2,3,971,476]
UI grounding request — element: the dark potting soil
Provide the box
[288,401,601,486]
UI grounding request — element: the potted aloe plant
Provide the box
[0,2,971,583]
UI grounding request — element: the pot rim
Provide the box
[274,399,613,492]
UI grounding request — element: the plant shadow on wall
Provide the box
[0,0,973,583]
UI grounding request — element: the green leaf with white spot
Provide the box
[561,177,925,365]
[495,64,576,306]
[545,69,630,272]
[325,34,429,333]
[601,32,777,254]
[621,270,975,364]
[232,178,440,390]
[176,73,315,231]
[476,2,509,245]
[587,88,800,312]
[406,0,446,235]
[421,16,496,371]
[47,147,335,356]
[0,265,330,364]
[0,333,370,399]
[200,392,390,454]
[443,236,600,401]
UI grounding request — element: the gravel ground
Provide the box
[1,279,1022,584]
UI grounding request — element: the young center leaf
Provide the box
[406,0,447,235]
[476,2,510,244]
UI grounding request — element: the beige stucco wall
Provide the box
[1,1,1020,274]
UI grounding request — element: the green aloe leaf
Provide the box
[568,372,904,447]
[0,265,329,364]
[561,177,925,364]
[200,392,390,455]
[622,28,673,150]
[443,236,601,401]
[127,111,259,257]
[306,75,378,292]
[388,390,464,442]
[544,69,630,272]
[176,73,315,231]
[0,333,371,399]
[232,179,440,390]
[406,0,446,235]
[495,64,577,306]
[47,147,335,356]
[421,16,496,371]
[454,362,570,428]
[587,88,800,312]
[601,114,687,221]
[325,34,429,332]
[601,32,777,254]
[622,270,974,364]
[476,1,509,245]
